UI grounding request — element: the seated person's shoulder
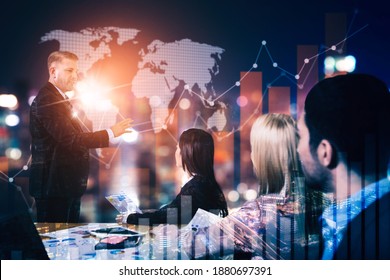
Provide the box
[0,185,49,260]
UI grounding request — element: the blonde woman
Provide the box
[177,113,323,260]
[251,113,299,197]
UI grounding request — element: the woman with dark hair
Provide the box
[118,128,228,226]
[175,114,325,259]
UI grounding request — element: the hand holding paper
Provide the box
[106,193,142,224]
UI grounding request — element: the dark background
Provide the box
[1,0,389,90]
[1,0,389,221]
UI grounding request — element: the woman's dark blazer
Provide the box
[126,175,228,225]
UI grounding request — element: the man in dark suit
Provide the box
[297,73,390,259]
[29,51,132,223]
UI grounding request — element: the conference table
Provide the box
[35,222,189,260]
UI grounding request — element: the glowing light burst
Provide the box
[108,128,139,145]
[75,78,110,106]
[75,78,120,136]
[122,129,139,143]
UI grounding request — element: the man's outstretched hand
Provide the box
[110,118,133,137]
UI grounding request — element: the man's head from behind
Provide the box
[298,74,390,194]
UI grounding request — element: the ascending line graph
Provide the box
[0,20,368,193]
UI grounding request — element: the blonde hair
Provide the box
[250,113,299,195]
[47,51,78,71]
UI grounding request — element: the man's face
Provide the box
[51,58,78,92]
[297,113,333,192]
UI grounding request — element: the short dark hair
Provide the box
[179,128,216,180]
[304,73,390,175]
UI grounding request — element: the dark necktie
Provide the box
[64,94,73,111]
[64,94,83,131]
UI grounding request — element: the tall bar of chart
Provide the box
[0,157,9,188]
[326,13,347,52]
[297,45,318,118]
[214,131,235,192]
[268,86,291,114]
[239,71,263,189]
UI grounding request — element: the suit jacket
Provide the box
[29,82,109,198]
[126,175,228,225]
